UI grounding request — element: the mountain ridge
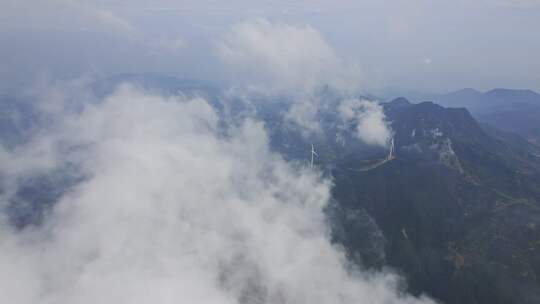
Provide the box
[331,98,540,304]
[414,88,540,145]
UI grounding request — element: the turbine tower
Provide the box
[387,137,395,161]
[310,144,318,169]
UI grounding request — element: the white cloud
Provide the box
[338,99,392,147]
[284,95,323,135]
[218,19,392,142]
[0,85,431,304]
[218,18,359,94]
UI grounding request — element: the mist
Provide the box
[0,85,434,303]
[1,0,540,93]
[0,13,411,302]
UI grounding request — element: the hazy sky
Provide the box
[1,0,540,93]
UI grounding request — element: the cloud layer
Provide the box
[0,86,432,304]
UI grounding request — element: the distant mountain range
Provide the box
[419,88,540,145]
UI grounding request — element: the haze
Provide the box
[1,0,540,94]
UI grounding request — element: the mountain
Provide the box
[251,94,540,303]
[424,88,482,109]
[423,88,540,144]
[330,98,540,304]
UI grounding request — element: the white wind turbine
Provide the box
[310,144,318,169]
[387,137,395,161]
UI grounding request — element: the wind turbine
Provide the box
[387,137,395,161]
[310,144,318,169]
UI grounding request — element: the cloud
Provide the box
[284,96,323,135]
[217,19,394,143]
[218,18,359,93]
[338,99,392,147]
[0,85,432,304]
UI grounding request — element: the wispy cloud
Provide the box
[217,18,358,93]
[338,99,392,147]
[217,19,391,144]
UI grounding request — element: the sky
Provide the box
[1,0,539,93]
